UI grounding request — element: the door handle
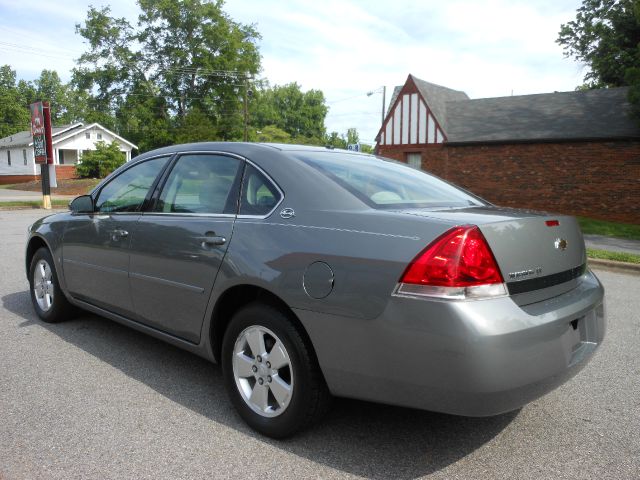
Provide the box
[198,232,226,247]
[111,229,129,241]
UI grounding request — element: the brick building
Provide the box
[375,74,640,224]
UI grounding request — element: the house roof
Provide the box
[52,122,137,149]
[410,76,469,132]
[383,75,640,144]
[0,123,84,148]
[0,122,138,150]
[445,87,640,143]
[385,76,470,130]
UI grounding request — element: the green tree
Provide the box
[324,131,347,149]
[346,127,359,145]
[250,82,328,142]
[250,124,291,143]
[174,107,216,143]
[73,0,261,148]
[76,140,126,178]
[558,0,640,88]
[34,70,71,123]
[0,65,34,137]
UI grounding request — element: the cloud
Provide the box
[0,0,587,143]
[226,0,586,143]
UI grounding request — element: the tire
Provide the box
[29,247,73,323]
[221,302,331,438]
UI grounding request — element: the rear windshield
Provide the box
[296,152,484,209]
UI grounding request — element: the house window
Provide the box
[97,133,103,140]
[59,150,65,165]
[407,153,421,170]
[85,132,91,139]
[7,150,11,166]
[23,149,27,165]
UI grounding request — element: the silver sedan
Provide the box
[26,143,605,438]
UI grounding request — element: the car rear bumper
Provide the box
[295,269,605,416]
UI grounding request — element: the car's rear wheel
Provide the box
[29,247,73,323]
[221,303,331,438]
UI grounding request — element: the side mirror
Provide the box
[69,195,94,213]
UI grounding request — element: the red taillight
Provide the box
[400,225,504,287]
[545,220,560,227]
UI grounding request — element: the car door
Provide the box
[128,153,243,343]
[62,156,171,317]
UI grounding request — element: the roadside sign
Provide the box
[347,143,360,152]
[30,102,47,164]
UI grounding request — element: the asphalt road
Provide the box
[1,209,638,480]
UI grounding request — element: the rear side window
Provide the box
[239,164,282,216]
[155,154,241,214]
[297,152,483,209]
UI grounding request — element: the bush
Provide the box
[75,140,126,178]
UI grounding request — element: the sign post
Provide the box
[30,101,54,209]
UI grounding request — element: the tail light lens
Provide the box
[396,225,507,300]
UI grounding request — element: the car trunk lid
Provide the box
[394,206,587,304]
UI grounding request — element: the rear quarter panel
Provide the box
[214,209,452,320]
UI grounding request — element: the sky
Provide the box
[0,0,587,144]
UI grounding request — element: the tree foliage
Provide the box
[558,0,640,88]
[0,1,342,154]
[76,140,126,178]
[73,0,261,148]
[0,65,35,137]
[250,82,327,142]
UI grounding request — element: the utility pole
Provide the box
[367,86,387,126]
[243,78,249,142]
[381,85,386,125]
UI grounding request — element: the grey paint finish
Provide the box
[25,142,606,418]
[297,271,604,415]
[62,213,139,317]
[128,214,235,343]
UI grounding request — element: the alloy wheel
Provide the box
[33,259,54,312]
[232,325,294,417]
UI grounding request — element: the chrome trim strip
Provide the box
[239,156,285,220]
[143,150,285,220]
[235,220,420,240]
[63,258,128,277]
[129,272,205,294]
[392,282,509,301]
[91,153,176,197]
[140,212,237,219]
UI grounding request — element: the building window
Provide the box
[407,153,421,170]
[85,132,91,139]
[59,150,65,165]
[7,150,10,166]
[97,133,103,140]
[23,149,27,165]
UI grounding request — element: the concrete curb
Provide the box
[588,257,640,274]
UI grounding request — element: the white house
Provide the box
[0,123,137,184]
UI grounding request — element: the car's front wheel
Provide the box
[221,303,331,438]
[29,247,73,323]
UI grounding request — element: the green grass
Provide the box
[0,200,69,209]
[578,217,640,240]
[587,248,640,264]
